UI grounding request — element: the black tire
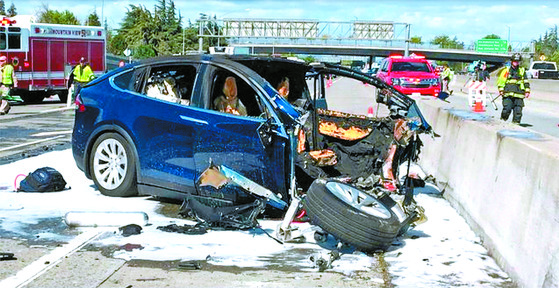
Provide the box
[57,90,68,103]
[304,179,401,252]
[20,91,45,104]
[89,133,138,197]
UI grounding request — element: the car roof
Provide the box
[389,57,429,63]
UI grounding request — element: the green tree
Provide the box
[6,3,15,16]
[534,25,558,62]
[0,0,5,16]
[111,0,191,59]
[36,5,79,25]
[86,10,101,26]
[482,34,501,39]
[430,35,464,49]
[410,36,423,45]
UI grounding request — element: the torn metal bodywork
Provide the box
[188,163,287,230]
[187,57,432,250]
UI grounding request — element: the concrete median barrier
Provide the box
[415,98,559,288]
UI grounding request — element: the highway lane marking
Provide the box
[0,229,110,288]
[0,136,66,152]
[31,130,73,137]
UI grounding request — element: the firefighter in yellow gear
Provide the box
[0,55,18,89]
[70,57,95,103]
[497,53,530,124]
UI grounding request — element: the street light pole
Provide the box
[199,13,207,53]
[405,24,411,57]
[507,25,511,52]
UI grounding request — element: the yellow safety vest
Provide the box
[2,64,14,86]
[73,64,95,83]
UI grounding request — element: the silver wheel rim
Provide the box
[326,182,392,219]
[93,138,128,190]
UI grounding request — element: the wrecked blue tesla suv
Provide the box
[72,54,432,252]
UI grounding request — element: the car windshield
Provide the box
[392,61,431,72]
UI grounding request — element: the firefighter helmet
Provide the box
[511,53,522,62]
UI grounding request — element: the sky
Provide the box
[9,0,559,45]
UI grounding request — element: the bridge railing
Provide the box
[198,18,532,54]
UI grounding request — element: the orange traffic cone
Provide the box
[473,100,485,112]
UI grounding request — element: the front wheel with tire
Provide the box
[90,133,138,197]
[304,179,402,252]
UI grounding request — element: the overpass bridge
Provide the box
[230,43,513,67]
[197,17,534,68]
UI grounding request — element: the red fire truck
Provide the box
[1,15,105,103]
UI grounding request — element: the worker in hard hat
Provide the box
[497,53,530,124]
[0,55,18,90]
[69,57,95,105]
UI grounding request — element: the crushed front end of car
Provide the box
[181,58,433,253]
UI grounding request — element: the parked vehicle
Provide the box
[0,15,106,103]
[376,54,441,97]
[72,54,432,252]
[527,61,559,79]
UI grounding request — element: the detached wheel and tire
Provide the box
[304,179,401,252]
[90,133,138,197]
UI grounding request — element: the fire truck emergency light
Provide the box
[1,17,15,26]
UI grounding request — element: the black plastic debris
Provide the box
[119,224,143,237]
[157,223,207,235]
[1,252,16,261]
[18,167,67,192]
[179,197,265,230]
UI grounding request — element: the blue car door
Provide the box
[191,65,290,202]
[122,64,200,196]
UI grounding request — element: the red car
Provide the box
[376,55,441,97]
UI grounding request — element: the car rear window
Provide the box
[532,63,556,70]
[391,62,431,72]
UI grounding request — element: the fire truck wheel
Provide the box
[58,90,68,103]
[304,179,401,252]
[20,91,45,104]
[89,132,138,197]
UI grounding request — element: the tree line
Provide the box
[3,0,559,65]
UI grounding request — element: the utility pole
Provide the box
[405,24,411,57]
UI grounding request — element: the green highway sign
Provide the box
[476,39,509,54]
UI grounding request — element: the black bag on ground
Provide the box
[18,167,67,192]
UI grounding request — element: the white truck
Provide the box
[527,61,559,79]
